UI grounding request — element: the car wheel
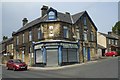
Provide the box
[13,67,16,71]
[25,67,27,71]
[6,67,9,70]
[113,55,115,57]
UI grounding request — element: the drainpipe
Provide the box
[58,45,62,66]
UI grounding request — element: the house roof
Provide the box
[13,7,97,35]
[98,32,119,40]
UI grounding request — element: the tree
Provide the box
[3,36,8,40]
[112,21,120,36]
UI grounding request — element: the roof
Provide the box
[0,37,13,44]
[13,7,97,35]
[98,32,119,40]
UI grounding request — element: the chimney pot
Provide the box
[22,18,28,26]
[41,5,48,17]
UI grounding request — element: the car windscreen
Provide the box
[13,60,23,63]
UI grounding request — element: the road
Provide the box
[2,57,119,78]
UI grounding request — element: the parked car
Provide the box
[6,59,27,71]
[104,51,118,57]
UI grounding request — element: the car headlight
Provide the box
[16,65,19,67]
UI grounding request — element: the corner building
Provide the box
[12,5,98,67]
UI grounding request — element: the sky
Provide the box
[1,1,119,41]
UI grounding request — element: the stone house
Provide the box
[12,5,97,66]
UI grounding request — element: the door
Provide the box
[47,49,58,66]
[68,49,77,62]
[35,49,43,63]
[102,49,105,56]
[87,48,90,61]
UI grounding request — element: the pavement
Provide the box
[2,57,118,78]
[28,57,107,70]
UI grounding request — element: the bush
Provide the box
[117,50,120,56]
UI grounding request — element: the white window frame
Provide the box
[48,11,55,20]
[63,26,69,38]
[16,36,19,45]
[29,30,32,41]
[22,33,25,43]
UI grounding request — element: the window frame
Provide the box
[63,26,69,38]
[29,30,32,41]
[48,11,56,20]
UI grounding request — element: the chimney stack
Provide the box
[65,12,70,15]
[108,32,112,35]
[22,18,28,26]
[41,5,48,17]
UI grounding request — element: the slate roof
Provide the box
[98,32,119,40]
[13,7,97,35]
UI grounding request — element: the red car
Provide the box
[6,59,28,71]
[104,51,118,57]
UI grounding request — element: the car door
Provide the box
[9,60,14,69]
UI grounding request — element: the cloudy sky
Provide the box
[1,1,119,41]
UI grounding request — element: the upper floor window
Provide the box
[76,26,80,39]
[83,31,87,41]
[38,27,42,39]
[16,36,19,45]
[112,39,114,45]
[22,33,25,43]
[63,26,69,38]
[29,30,32,41]
[108,39,111,44]
[48,11,56,20]
[91,31,94,41]
[49,26,54,37]
[83,17,87,26]
[115,40,117,45]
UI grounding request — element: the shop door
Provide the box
[68,49,78,62]
[47,49,58,66]
[35,49,43,63]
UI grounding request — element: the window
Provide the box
[38,27,42,39]
[48,11,56,20]
[29,30,32,41]
[76,27,80,39]
[29,46,32,53]
[115,40,117,45]
[63,26,69,38]
[91,31,94,41]
[83,31,87,41]
[16,36,19,45]
[112,39,114,45]
[83,17,87,26]
[22,33,24,43]
[49,26,54,37]
[108,39,111,44]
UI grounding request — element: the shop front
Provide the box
[34,40,79,67]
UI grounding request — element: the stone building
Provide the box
[12,5,97,66]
